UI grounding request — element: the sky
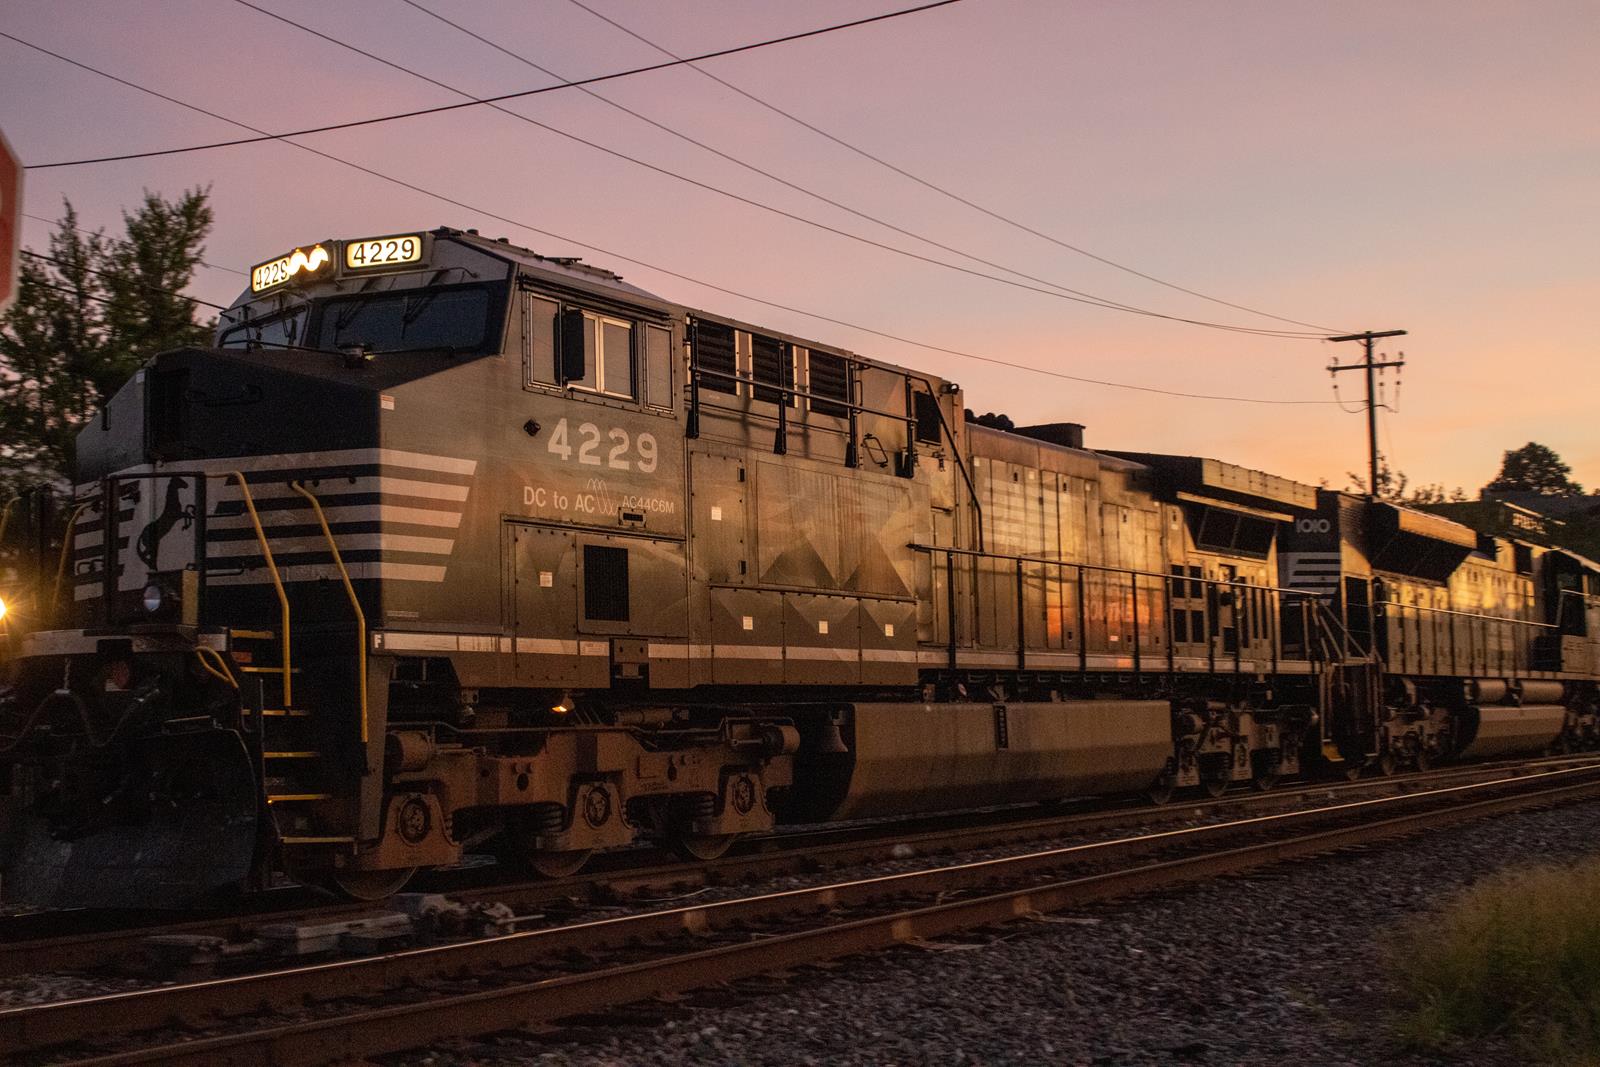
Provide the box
[1,0,1595,494]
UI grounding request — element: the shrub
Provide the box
[1392,858,1600,1063]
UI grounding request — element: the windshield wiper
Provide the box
[401,290,440,329]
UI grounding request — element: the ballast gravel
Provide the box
[395,799,1600,1067]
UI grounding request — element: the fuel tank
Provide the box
[789,701,1173,821]
[1454,704,1567,760]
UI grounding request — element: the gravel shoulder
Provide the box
[395,799,1600,1067]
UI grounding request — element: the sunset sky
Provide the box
[2,0,1594,494]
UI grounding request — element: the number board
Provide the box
[344,234,424,272]
[250,244,331,293]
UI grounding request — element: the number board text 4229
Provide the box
[345,234,423,271]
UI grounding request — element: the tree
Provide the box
[0,190,214,492]
[1483,442,1584,497]
[1345,455,1466,505]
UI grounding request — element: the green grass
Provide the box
[1391,857,1600,1064]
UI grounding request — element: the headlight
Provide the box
[0,595,8,622]
[142,583,165,614]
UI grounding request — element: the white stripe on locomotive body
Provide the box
[73,449,476,594]
[1282,552,1343,596]
[76,448,477,486]
[205,533,456,558]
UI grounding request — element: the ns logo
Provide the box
[1295,517,1332,534]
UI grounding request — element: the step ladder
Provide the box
[223,474,364,853]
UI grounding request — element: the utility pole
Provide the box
[1327,329,1407,501]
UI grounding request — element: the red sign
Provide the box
[0,127,19,315]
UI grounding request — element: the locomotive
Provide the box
[2,225,1596,907]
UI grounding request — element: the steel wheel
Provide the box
[1377,751,1398,777]
[1201,774,1229,798]
[668,832,737,862]
[1254,751,1280,793]
[327,866,417,901]
[526,849,594,879]
[1146,773,1176,806]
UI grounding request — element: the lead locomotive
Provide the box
[2,226,1595,906]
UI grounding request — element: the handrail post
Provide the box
[1014,557,1025,671]
[845,366,860,469]
[229,471,292,708]
[900,375,917,478]
[1130,571,1141,682]
[773,379,788,455]
[0,494,18,547]
[292,482,369,744]
[685,321,701,439]
[945,550,957,671]
[1076,564,1088,673]
[51,502,91,621]
[1163,573,1175,675]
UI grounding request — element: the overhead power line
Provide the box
[7,33,1339,405]
[221,1,1321,340]
[566,0,1342,335]
[23,211,248,277]
[397,0,1329,341]
[19,249,231,310]
[5,1,963,169]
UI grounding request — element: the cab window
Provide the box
[563,311,635,399]
[219,306,308,350]
[318,284,493,354]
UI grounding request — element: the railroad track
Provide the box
[6,750,1598,979]
[8,762,1600,1066]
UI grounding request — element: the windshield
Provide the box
[317,285,493,353]
[219,306,309,350]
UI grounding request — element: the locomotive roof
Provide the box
[446,227,671,305]
[1106,451,1319,512]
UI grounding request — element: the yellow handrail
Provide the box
[51,503,91,617]
[195,646,239,689]
[0,494,18,546]
[291,481,368,744]
[228,471,292,707]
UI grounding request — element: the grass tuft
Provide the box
[1391,857,1600,1064]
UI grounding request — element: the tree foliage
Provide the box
[1344,455,1467,505]
[1483,442,1585,497]
[0,190,214,492]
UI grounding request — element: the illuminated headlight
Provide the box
[142,583,165,614]
[0,595,8,622]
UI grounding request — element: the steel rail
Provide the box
[5,751,1597,977]
[112,773,1598,1067]
[8,764,1600,1060]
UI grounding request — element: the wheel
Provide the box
[1146,774,1176,806]
[1249,749,1282,792]
[1377,751,1398,777]
[1201,774,1229,799]
[668,832,737,862]
[1342,761,1364,782]
[1414,748,1432,772]
[326,866,417,901]
[526,849,593,879]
